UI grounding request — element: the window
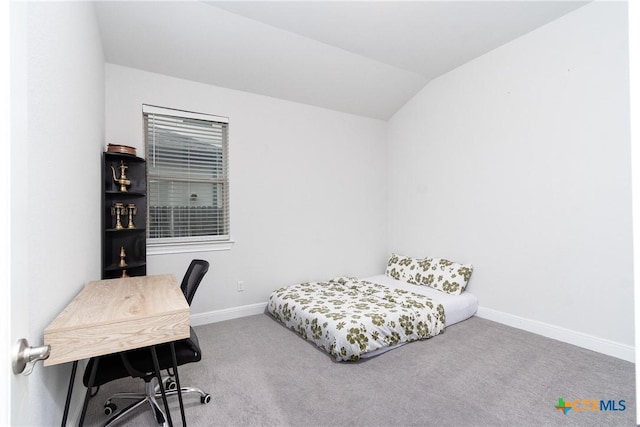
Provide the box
[143,105,231,254]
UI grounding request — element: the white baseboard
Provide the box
[190,303,635,363]
[475,306,635,363]
[190,302,267,326]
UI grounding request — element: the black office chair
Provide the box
[158,259,210,391]
[83,259,211,426]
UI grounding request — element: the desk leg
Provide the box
[150,346,173,427]
[60,360,78,427]
[78,356,99,427]
[169,343,186,427]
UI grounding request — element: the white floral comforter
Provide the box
[267,277,446,361]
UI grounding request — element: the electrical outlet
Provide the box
[237,281,245,292]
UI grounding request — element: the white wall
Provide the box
[387,1,633,357]
[10,2,105,425]
[105,64,388,317]
[629,0,640,421]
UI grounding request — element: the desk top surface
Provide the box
[44,274,190,366]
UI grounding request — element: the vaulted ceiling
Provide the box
[95,1,589,120]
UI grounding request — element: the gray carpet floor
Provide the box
[81,314,635,427]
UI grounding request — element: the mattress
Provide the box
[363,274,479,327]
[350,274,478,359]
[268,274,478,361]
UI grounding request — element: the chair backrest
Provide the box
[180,259,210,306]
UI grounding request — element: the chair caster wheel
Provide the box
[201,394,211,404]
[104,402,117,416]
[164,378,177,391]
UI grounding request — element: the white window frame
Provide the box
[143,105,233,255]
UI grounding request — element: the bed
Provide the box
[267,254,479,361]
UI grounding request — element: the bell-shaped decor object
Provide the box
[118,246,128,268]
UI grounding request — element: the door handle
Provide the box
[12,338,50,375]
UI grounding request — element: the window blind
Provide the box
[144,105,229,244]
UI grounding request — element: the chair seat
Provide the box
[83,326,202,388]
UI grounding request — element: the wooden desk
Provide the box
[44,274,190,366]
[44,274,190,426]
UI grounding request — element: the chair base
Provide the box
[101,377,211,427]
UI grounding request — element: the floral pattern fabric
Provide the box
[386,253,473,295]
[267,277,445,362]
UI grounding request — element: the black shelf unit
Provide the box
[102,152,147,279]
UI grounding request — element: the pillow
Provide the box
[386,253,473,295]
[385,253,421,283]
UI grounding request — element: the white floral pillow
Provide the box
[386,253,473,295]
[385,253,421,283]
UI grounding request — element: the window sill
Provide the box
[147,239,234,256]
